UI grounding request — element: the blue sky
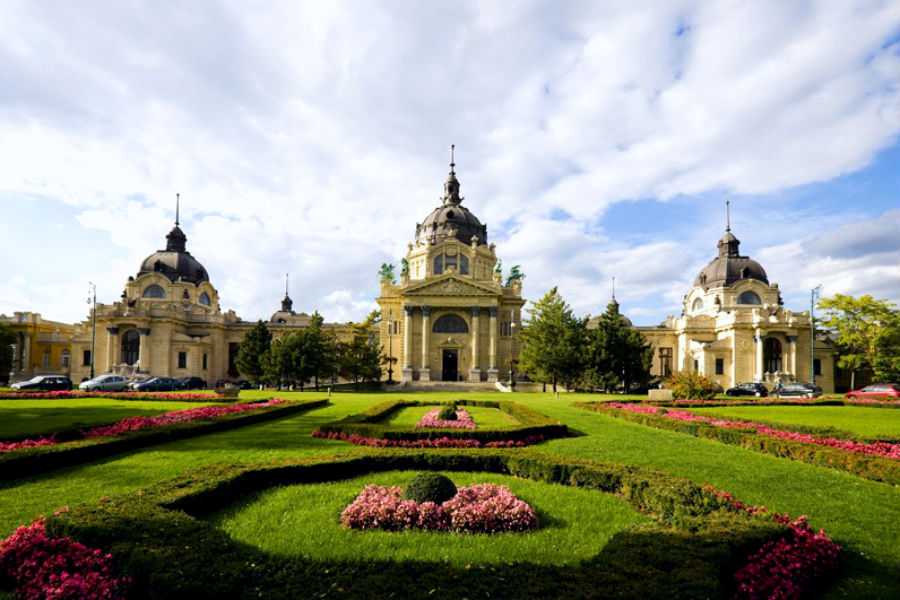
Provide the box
[1,1,899,326]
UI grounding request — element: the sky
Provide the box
[1,0,899,327]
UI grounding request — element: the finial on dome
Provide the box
[285,273,289,297]
[176,193,180,226]
[450,144,455,174]
[281,273,294,313]
[725,199,731,232]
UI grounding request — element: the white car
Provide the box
[79,374,130,392]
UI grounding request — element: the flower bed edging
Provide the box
[312,429,544,448]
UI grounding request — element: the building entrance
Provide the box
[441,349,458,381]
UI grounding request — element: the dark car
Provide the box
[725,382,769,398]
[11,375,73,391]
[775,382,823,399]
[177,377,207,391]
[846,383,900,401]
[130,377,180,392]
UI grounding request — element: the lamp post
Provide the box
[87,282,97,380]
[386,309,394,384]
[810,284,822,386]
[509,321,517,389]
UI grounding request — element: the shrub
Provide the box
[403,472,458,504]
[437,405,458,421]
[667,372,720,400]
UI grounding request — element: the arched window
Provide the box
[692,298,703,312]
[199,292,211,306]
[121,330,140,366]
[433,255,444,275]
[763,338,782,373]
[432,313,469,334]
[459,254,469,275]
[737,291,762,305]
[143,284,166,299]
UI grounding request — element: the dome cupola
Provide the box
[415,145,488,246]
[137,194,210,284]
[694,202,768,289]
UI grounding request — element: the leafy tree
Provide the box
[819,294,900,388]
[379,263,396,284]
[584,300,652,392]
[338,310,383,387]
[517,287,587,392]
[304,311,339,390]
[505,265,525,287]
[0,323,15,385]
[236,320,272,385]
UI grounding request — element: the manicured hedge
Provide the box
[580,403,900,486]
[313,399,568,444]
[0,399,329,482]
[40,450,789,599]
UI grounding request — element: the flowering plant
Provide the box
[312,430,543,448]
[341,483,538,533]
[605,403,900,460]
[0,399,285,454]
[416,408,476,430]
[0,519,130,599]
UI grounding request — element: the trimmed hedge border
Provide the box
[313,399,568,445]
[36,450,816,599]
[579,402,900,486]
[0,399,329,482]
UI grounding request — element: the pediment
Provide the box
[403,275,499,298]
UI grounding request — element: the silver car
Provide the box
[79,374,130,392]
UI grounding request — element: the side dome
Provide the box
[695,230,768,288]
[137,222,210,284]
[415,148,488,246]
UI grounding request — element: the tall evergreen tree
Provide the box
[517,287,587,392]
[235,320,272,385]
[585,299,652,392]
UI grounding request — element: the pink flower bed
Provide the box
[416,408,476,430]
[0,390,219,401]
[605,402,900,460]
[0,400,285,454]
[707,488,840,599]
[312,430,543,448]
[0,519,130,600]
[341,483,538,533]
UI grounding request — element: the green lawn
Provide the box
[0,398,220,439]
[211,470,646,565]
[0,390,897,598]
[384,404,521,428]
[688,405,900,440]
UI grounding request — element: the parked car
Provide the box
[130,377,180,392]
[11,375,73,391]
[725,382,769,398]
[845,383,900,401]
[177,377,207,390]
[774,382,823,399]
[79,374,130,392]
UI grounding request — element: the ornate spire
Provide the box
[176,192,181,226]
[717,199,740,258]
[281,273,294,313]
[165,193,187,253]
[442,144,462,205]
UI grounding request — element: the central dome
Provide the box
[694,229,768,288]
[138,220,210,285]
[415,150,488,246]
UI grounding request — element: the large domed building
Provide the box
[377,148,525,383]
[637,210,835,391]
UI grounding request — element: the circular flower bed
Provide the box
[341,476,539,533]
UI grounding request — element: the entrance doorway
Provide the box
[442,349,458,381]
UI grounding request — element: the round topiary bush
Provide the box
[403,472,458,504]
[437,405,458,421]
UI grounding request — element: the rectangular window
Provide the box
[658,348,673,377]
[814,358,822,376]
[693,359,699,372]
[178,351,187,369]
[61,353,70,369]
[202,353,208,370]
[42,352,50,368]
[715,358,724,375]
[83,350,92,366]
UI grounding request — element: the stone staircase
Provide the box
[400,381,499,393]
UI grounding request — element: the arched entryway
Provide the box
[121,329,140,366]
[763,337,782,373]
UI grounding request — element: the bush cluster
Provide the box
[403,472,458,504]
[666,372,721,400]
[437,405,458,421]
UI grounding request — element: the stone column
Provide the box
[137,328,151,373]
[106,326,119,372]
[419,306,431,382]
[754,329,764,382]
[487,307,499,383]
[730,334,737,389]
[469,307,482,382]
[787,335,798,380]
[402,305,414,382]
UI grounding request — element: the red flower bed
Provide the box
[0,390,219,401]
[0,400,285,454]
[605,403,900,460]
[341,484,538,533]
[416,408,476,430]
[0,519,130,600]
[311,430,544,448]
[706,488,840,599]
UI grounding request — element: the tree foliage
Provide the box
[517,287,587,392]
[819,294,900,386]
[584,301,652,392]
[235,320,272,385]
[338,310,383,387]
[0,323,15,384]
